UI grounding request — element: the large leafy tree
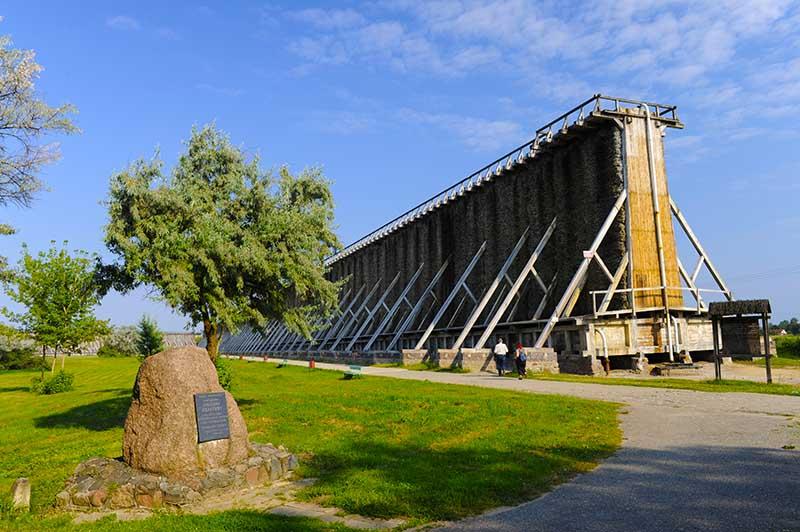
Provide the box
[102,125,341,360]
[2,243,109,372]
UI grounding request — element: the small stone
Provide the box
[74,457,105,478]
[161,483,189,506]
[109,484,135,508]
[287,454,299,470]
[244,466,261,486]
[55,490,71,508]
[90,489,107,507]
[73,491,92,507]
[201,468,237,491]
[247,456,264,467]
[277,452,292,469]
[135,492,154,508]
[107,469,133,486]
[268,457,282,481]
[233,463,248,474]
[11,478,30,511]
[258,465,270,483]
[71,477,94,494]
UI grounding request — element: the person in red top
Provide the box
[514,342,527,379]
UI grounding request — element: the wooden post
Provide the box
[712,316,721,381]
[762,312,773,384]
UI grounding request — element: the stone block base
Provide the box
[522,348,559,373]
[438,348,493,372]
[400,349,433,366]
[57,442,297,512]
[558,354,605,375]
[265,351,403,366]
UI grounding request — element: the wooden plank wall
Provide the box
[623,111,683,308]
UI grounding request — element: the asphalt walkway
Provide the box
[244,357,800,531]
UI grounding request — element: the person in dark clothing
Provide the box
[493,338,508,376]
[515,342,527,379]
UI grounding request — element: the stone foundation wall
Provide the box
[251,351,404,366]
[557,354,604,375]
[524,349,560,373]
[400,349,432,366]
[438,348,493,372]
[433,347,558,373]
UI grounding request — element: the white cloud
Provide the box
[106,15,140,31]
[279,0,800,158]
[397,108,522,151]
[290,8,366,30]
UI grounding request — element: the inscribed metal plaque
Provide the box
[194,392,230,443]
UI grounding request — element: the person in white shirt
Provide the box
[493,338,508,376]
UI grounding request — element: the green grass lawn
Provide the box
[374,361,470,373]
[0,358,620,531]
[520,371,800,396]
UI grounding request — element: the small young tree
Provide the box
[102,124,341,361]
[136,315,163,357]
[2,243,109,375]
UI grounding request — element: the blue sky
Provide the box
[1,0,799,331]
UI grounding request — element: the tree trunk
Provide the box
[204,320,220,362]
[41,345,46,379]
[51,347,57,373]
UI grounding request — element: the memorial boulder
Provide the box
[57,346,298,513]
[122,346,248,483]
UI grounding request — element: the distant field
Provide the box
[741,335,800,368]
[0,358,620,531]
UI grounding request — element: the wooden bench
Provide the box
[344,365,362,379]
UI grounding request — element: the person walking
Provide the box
[493,338,508,376]
[515,342,527,379]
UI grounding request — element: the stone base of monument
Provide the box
[57,442,297,511]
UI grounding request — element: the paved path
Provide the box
[242,358,800,531]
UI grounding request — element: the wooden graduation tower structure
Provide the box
[219,95,733,374]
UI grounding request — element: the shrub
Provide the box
[31,370,75,394]
[215,357,233,391]
[0,345,46,370]
[97,326,138,357]
[97,344,126,358]
[0,334,46,370]
[775,335,800,359]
